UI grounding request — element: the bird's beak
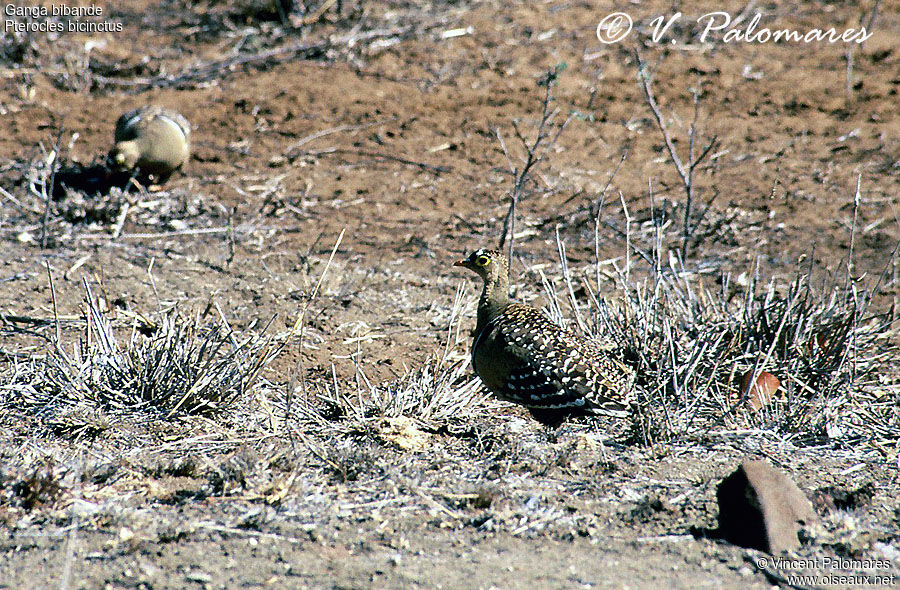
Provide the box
[453,259,466,267]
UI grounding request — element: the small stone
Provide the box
[376,417,430,451]
[185,571,212,583]
[716,459,816,553]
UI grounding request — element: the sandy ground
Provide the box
[1,0,899,588]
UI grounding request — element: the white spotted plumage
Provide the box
[457,248,635,426]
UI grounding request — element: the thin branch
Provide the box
[286,229,346,442]
[635,52,718,258]
[497,66,572,275]
[40,127,65,249]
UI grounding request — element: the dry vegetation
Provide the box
[1,0,899,588]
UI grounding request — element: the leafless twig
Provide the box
[497,66,572,276]
[286,229,345,442]
[635,54,718,258]
[861,0,881,50]
[46,261,60,344]
[38,127,65,249]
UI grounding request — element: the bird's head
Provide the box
[109,141,140,169]
[454,248,508,282]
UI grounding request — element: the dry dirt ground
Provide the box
[1,1,900,588]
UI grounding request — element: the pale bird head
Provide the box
[110,141,140,169]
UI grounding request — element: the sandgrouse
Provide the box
[455,248,635,427]
[109,106,191,183]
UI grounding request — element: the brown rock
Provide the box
[716,459,816,553]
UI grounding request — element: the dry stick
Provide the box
[497,72,571,276]
[861,0,882,51]
[591,151,627,221]
[635,54,717,258]
[58,518,78,590]
[226,206,236,267]
[435,282,466,380]
[284,120,388,158]
[0,185,42,215]
[649,178,663,278]
[505,74,559,257]
[92,25,425,92]
[842,176,863,392]
[619,191,632,285]
[537,267,564,329]
[110,202,131,239]
[293,147,450,174]
[301,0,339,25]
[347,148,450,174]
[82,279,116,355]
[46,261,61,344]
[846,174,862,286]
[40,127,65,249]
[120,227,229,239]
[593,198,607,302]
[554,229,585,334]
[147,258,161,313]
[286,229,346,440]
[845,47,855,104]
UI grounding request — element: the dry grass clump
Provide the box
[540,231,897,446]
[0,282,278,427]
[291,285,498,436]
[295,355,490,432]
[605,268,898,443]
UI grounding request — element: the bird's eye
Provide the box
[475,255,490,267]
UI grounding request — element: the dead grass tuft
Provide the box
[0,281,279,427]
[295,354,492,435]
[605,267,899,443]
[549,195,900,446]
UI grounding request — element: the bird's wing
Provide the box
[114,108,146,141]
[114,107,190,142]
[491,304,633,412]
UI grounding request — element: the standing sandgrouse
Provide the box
[109,106,191,183]
[455,248,635,427]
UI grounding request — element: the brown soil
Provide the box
[1,1,899,588]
